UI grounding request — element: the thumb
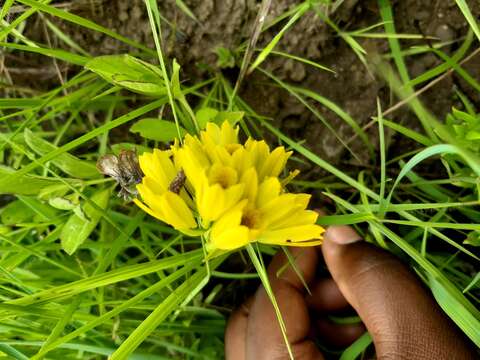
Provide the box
[321,225,476,359]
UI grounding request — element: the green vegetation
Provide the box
[1,0,479,359]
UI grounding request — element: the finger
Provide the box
[322,225,477,359]
[306,278,350,312]
[225,297,253,360]
[266,247,319,289]
[313,318,366,348]
[245,247,324,359]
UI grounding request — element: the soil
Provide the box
[4,0,480,172]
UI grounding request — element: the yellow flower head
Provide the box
[134,121,324,250]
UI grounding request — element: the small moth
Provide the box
[168,169,186,194]
[96,149,144,200]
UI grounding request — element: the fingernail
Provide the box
[324,225,363,245]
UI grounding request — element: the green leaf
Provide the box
[215,111,244,126]
[429,275,480,347]
[130,118,186,142]
[24,129,99,179]
[85,55,166,96]
[48,197,77,211]
[196,108,219,129]
[1,200,36,225]
[60,188,110,255]
[466,130,480,141]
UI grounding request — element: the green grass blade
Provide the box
[429,275,480,347]
[339,332,372,360]
[110,256,225,359]
[16,0,154,55]
[248,2,309,74]
[455,0,480,42]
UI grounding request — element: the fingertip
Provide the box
[324,225,363,245]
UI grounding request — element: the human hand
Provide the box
[225,225,477,359]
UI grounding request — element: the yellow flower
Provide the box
[134,120,324,251]
[133,149,197,234]
[209,175,324,250]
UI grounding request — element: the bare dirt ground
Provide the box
[5,0,480,172]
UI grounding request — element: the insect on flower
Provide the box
[96,149,144,200]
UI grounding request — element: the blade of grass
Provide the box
[15,0,154,55]
[246,244,294,360]
[248,2,309,74]
[110,256,225,359]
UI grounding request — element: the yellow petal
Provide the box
[133,198,167,223]
[138,149,176,191]
[177,147,207,191]
[259,146,291,180]
[259,193,300,226]
[259,224,325,245]
[245,139,269,171]
[220,121,239,144]
[210,200,249,249]
[256,177,281,208]
[159,191,197,230]
[198,183,244,222]
[269,209,319,230]
[232,147,253,175]
[198,182,224,221]
[210,226,250,250]
[240,167,258,203]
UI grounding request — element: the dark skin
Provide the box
[225,224,477,359]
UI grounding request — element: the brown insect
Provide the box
[168,169,186,194]
[96,149,144,200]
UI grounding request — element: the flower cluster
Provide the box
[134,121,324,250]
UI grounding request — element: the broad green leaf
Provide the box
[215,111,244,126]
[85,55,166,96]
[48,197,77,211]
[130,118,186,142]
[60,188,110,255]
[24,129,99,179]
[1,200,36,225]
[196,108,219,129]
